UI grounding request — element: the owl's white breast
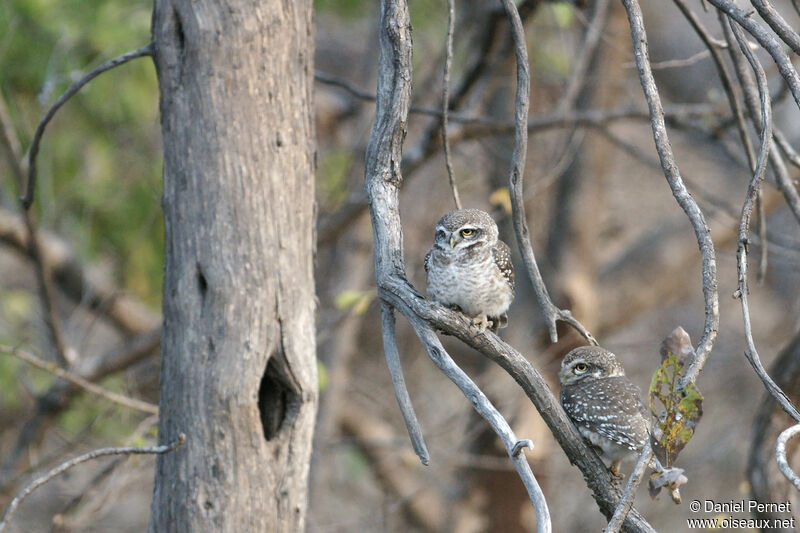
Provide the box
[426,247,513,318]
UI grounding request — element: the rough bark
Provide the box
[149,1,317,532]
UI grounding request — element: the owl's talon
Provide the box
[512,439,533,456]
[609,460,624,478]
[469,315,493,334]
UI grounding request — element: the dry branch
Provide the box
[21,44,154,208]
[620,0,719,390]
[776,424,800,491]
[497,0,596,345]
[440,0,461,210]
[0,344,158,415]
[0,434,184,533]
[727,18,800,423]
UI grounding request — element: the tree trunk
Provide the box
[148,1,317,531]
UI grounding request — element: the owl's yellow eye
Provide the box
[574,362,588,374]
[460,228,474,237]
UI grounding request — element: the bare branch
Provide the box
[408,318,551,532]
[604,444,654,533]
[497,0,596,345]
[749,0,800,56]
[378,279,655,532]
[727,18,800,423]
[0,434,184,533]
[380,304,429,465]
[0,328,160,478]
[0,343,158,415]
[716,10,800,226]
[704,0,800,110]
[775,424,800,491]
[441,0,461,210]
[620,0,719,389]
[22,43,154,209]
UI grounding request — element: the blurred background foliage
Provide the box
[1,0,160,306]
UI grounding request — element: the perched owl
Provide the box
[559,346,650,476]
[424,209,514,333]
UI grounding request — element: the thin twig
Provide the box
[409,318,551,532]
[620,0,719,390]
[22,43,154,208]
[0,343,158,415]
[749,0,800,56]
[717,10,800,227]
[441,0,461,210]
[0,434,184,533]
[0,329,161,477]
[704,0,800,111]
[380,304,429,465]
[23,210,72,368]
[728,19,800,423]
[623,49,713,71]
[604,444,653,533]
[775,424,800,491]
[498,0,596,345]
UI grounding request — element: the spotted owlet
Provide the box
[424,209,514,333]
[559,346,651,476]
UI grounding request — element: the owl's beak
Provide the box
[449,236,456,248]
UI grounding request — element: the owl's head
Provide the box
[560,346,626,385]
[433,209,499,252]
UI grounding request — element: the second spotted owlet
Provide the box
[559,346,651,475]
[424,209,514,333]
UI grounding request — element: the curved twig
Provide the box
[497,0,596,345]
[715,9,800,227]
[620,0,719,390]
[728,19,800,423]
[749,0,800,56]
[0,434,184,532]
[380,304,429,465]
[408,319,550,532]
[22,43,154,209]
[441,0,461,210]
[776,424,800,491]
[704,0,800,111]
[604,444,654,533]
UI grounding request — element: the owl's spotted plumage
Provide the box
[424,209,514,332]
[559,346,650,475]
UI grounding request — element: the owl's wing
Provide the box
[563,378,650,451]
[424,250,432,274]
[492,240,514,291]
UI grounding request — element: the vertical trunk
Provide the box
[149,1,317,531]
